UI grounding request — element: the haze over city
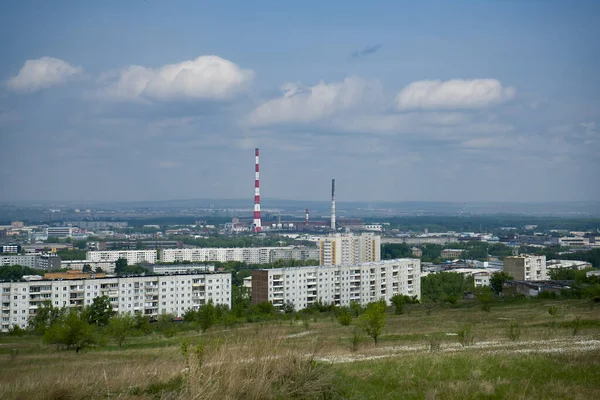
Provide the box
[1,0,599,204]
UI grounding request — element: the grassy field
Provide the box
[1,298,600,399]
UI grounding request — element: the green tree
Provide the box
[82,264,93,273]
[358,300,387,344]
[476,287,492,312]
[43,309,97,353]
[29,301,63,335]
[197,302,216,332]
[390,294,406,315]
[421,272,471,302]
[115,258,128,275]
[336,307,353,326]
[85,296,114,326]
[107,314,134,348]
[490,272,513,295]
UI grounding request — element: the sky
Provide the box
[0,0,599,204]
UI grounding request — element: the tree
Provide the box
[107,314,134,348]
[197,301,216,332]
[358,300,387,344]
[85,296,114,326]
[283,300,295,314]
[476,287,492,312]
[95,267,103,273]
[29,301,63,335]
[115,258,128,275]
[390,294,406,315]
[43,309,97,352]
[82,264,93,273]
[490,272,513,295]
[336,307,352,326]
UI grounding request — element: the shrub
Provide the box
[336,307,353,326]
[507,321,521,341]
[548,305,559,316]
[350,328,363,352]
[457,325,474,347]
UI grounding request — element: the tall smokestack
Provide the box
[305,208,309,225]
[253,148,262,233]
[331,179,336,231]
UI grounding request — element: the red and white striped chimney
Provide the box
[253,148,262,233]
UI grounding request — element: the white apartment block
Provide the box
[45,227,75,238]
[445,268,491,287]
[160,246,319,265]
[61,260,117,273]
[87,250,157,264]
[252,258,419,311]
[0,273,231,332]
[319,233,381,266]
[441,249,465,259]
[504,255,548,281]
[1,254,39,268]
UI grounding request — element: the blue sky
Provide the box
[1,0,599,203]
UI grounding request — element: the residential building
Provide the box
[444,268,491,287]
[61,260,117,274]
[0,272,231,332]
[251,258,420,310]
[37,254,61,270]
[145,264,215,275]
[504,255,547,281]
[0,245,21,254]
[319,233,381,266]
[411,247,423,257]
[441,249,464,259]
[87,250,157,264]
[160,246,318,265]
[0,254,39,269]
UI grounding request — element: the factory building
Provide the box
[1,272,231,332]
[319,233,381,266]
[251,258,420,310]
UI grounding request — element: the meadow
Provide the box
[1,298,599,400]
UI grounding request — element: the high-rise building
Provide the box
[86,250,157,264]
[319,233,381,266]
[504,255,547,281]
[251,258,420,310]
[160,246,318,265]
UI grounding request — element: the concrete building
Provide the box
[45,227,75,238]
[0,254,39,268]
[504,255,547,281]
[87,250,157,264]
[441,249,464,259]
[146,264,215,275]
[1,272,231,332]
[251,258,420,311]
[61,260,117,274]
[319,233,381,266]
[0,245,21,254]
[160,246,318,265]
[547,259,593,271]
[411,247,423,257]
[445,268,491,287]
[37,254,61,270]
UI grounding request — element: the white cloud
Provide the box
[6,57,83,93]
[101,55,253,102]
[247,76,379,126]
[395,79,515,110]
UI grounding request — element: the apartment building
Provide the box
[441,249,464,259]
[0,254,61,270]
[319,233,381,266]
[0,272,231,332]
[61,260,117,273]
[504,255,547,281]
[160,246,319,265]
[251,258,420,311]
[86,250,157,264]
[45,227,75,238]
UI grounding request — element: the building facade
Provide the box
[0,272,231,332]
[504,255,547,281]
[441,249,464,259]
[160,246,319,265]
[61,260,117,273]
[0,254,60,270]
[45,227,75,238]
[319,233,381,266]
[86,250,158,264]
[251,258,420,311]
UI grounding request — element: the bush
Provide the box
[336,307,353,326]
[548,305,559,316]
[350,328,363,352]
[507,321,521,341]
[457,325,474,347]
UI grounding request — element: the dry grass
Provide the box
[0,299,599,399]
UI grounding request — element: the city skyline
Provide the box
[1,1,599,203]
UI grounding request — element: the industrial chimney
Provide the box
[305,208,309,225]
[253,148,262,233]
[330,179,336,231]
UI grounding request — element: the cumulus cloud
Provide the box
[100,55,253,102]
[248,76,379,126]
[6,57,83,93]
[396,79,515,110]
